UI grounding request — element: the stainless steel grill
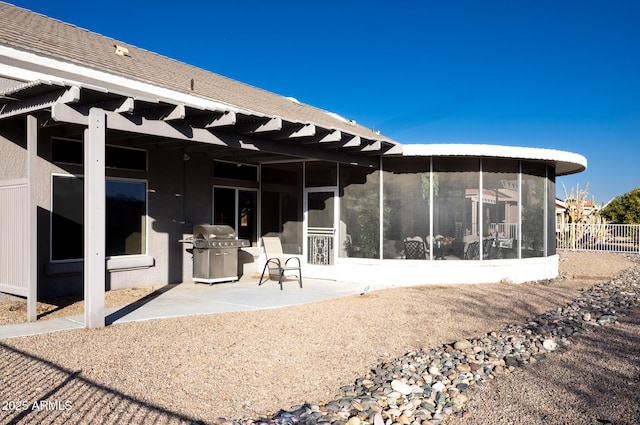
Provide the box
[184,224,249,284]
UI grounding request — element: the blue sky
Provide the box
[9,0,639,203]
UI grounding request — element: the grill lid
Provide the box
[181,224,249,249]
[193,224,236,240]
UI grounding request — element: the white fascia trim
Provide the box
[0,45,245,114]
[403,143,587,173]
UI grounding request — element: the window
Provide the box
[106,147,147,171]
[51,175,83,261]
[305,161,337,187]
[213,160,257,182]
[52,138,147,171]
[547,168,556,256]
[521,162,546,258]
[339,164,380,258]
[482,159,519,259]
[212,161,259,246]
[382,157,430,259]
[51,175,147,261]
[432,158,480,260]
[52,139,83,166]
[106,180,147,256]
[213,187,257,245]
[261,163,303,254]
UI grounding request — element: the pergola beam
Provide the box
[203,111,236,128]
[273,123,316,140]
[162,104,186,121]
[360,140,382,153]
[342,135,361,148]
[318,129,342,143]
[50,102,379,167]
[114,97,135,114]
[238,116,282,134]
[0,86,80,119]
[52,102,238,148]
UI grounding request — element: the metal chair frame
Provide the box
[403,237,428,259]
[258,236,302,290]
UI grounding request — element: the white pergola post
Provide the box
[26,115,38,322]
[84,108,106,328]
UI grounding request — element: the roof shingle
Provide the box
[0,1,396,144]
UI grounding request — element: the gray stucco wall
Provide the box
[40,144,224,297]
[0,119,231,297]
[107,148,216,291]
[0,123,26,180]
[35,144,220,296]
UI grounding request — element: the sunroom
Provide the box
[249,144,585,286]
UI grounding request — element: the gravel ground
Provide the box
[0,251,638,424]
[0,287,157,326]
[444,305,640,425]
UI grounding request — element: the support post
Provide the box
[84,108,106,328]
[26,115,38,322]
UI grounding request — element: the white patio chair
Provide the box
[258,237,302,290]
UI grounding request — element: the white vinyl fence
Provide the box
[0,179,29,296]
[556,223,640,253]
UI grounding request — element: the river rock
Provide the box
[542,339,558,351]
[431,381,446,392]
[372,413,384,425]
[346,416,361,425]
[456,363,471,372]
[391,380,412,395]
[410,384,424,394]
[453,339,473,351]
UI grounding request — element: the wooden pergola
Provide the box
[0,80,401,327]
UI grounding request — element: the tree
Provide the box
[562,182,595,224]
[599,188,640,224]
[558,182,603,251]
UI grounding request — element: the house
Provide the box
[0,2,587,327]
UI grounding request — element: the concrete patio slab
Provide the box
[0,276,368,339]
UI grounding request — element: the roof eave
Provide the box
[400,143,587,176]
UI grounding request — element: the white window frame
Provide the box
[50,173,149,262]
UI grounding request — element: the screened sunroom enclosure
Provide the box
[380,157,553,261]
[257,156,556,270]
